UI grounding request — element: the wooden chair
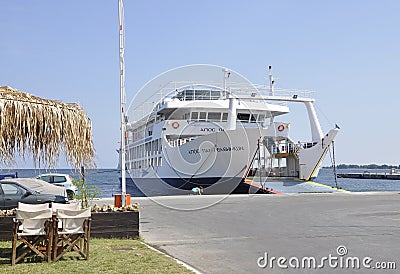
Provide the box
[53,208,91,261]
[11,209,53,265]
[16,203,51,233]
[51,202,82,230]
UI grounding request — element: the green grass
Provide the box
[0,238,194,274]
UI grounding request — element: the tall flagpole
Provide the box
[118,0,127,206]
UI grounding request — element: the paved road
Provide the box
[136,193,400,273]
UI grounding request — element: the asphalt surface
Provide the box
[134,192,400,274]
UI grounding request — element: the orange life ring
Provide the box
[172,121,180,129]
[277,124,285,132]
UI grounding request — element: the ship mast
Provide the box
[119,0,127,206]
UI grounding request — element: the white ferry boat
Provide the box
[122,65,338,196]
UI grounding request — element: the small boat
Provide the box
[0,172,18,180]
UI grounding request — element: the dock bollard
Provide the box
[114,194,131,207]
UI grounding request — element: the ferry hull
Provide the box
[127,128,263,196]
[125,176,265,196]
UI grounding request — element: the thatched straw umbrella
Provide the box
[0,86,95,169]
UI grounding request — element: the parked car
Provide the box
[36,173,77,200]
[0,178,68,210]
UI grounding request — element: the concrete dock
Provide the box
[96,192,399,273]
[132,192,400,273]
[338,172,400,180]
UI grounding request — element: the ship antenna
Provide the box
[268,65,275,124]
[223,68,230,99]
[119,0,127,206]
[269,65,274,96]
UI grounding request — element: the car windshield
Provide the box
[0,182,38,195]
[37,175,51,183]
[53,176,67,183]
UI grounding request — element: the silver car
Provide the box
[36,173,77,200]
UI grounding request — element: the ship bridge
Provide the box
[172,85,225,101]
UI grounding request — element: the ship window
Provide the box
[237,113,250,122]
[208,112,221,121]
[250,114,257,123]
[210,90,221,99]
[184,113,190,120]
[191,112,198,120]
[184,89,194,100]
[222,113,228,121]
[258,114,265,122]
[156,114,164,122]
[199,112,207,121]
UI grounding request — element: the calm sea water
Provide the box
[1,169,143,198]
[2,168,400,198]
[318,168,400,192]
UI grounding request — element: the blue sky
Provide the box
[1,0,400,168]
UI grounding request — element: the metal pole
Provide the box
[332,141,339,189]
[80,166,87,208]
[80,166,85,183]
[119,0,126,206]
[258,139,262,185]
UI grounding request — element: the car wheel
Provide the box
[67,190,75,200]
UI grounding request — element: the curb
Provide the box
[140,241,202,274]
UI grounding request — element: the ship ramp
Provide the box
[244,177,348,194]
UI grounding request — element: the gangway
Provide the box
[243,177,348,194]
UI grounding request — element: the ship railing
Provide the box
[253,85,315,99]
[271,140,318,155]
[271,143,298,155]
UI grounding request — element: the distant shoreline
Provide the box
[0,168,118,171]
[324,164,399,169]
